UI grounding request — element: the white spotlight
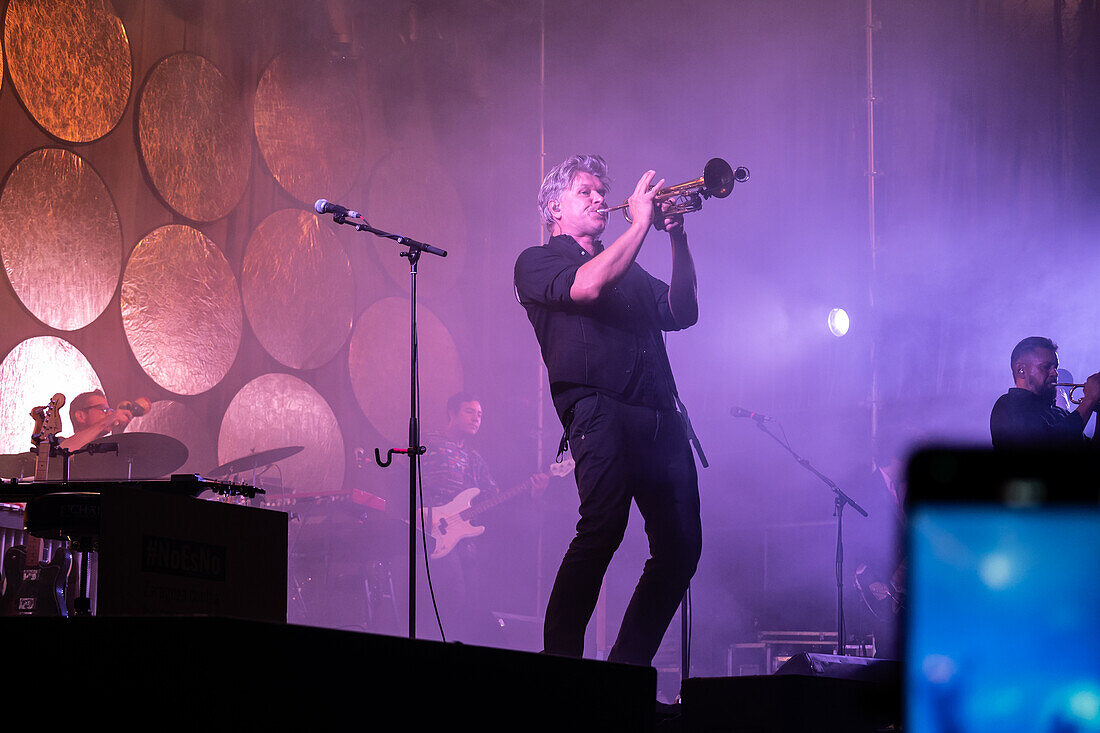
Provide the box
[827,308,850,337]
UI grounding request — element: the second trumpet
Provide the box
[1056,383,1086,404]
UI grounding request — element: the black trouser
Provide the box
[544,393,702,666]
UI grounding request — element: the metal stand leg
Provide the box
[72,539,94,617]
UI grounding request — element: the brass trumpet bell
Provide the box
[1057,383,1086,404]
[700,157,743,199]
[600,157,749,230]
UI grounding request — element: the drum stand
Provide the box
[43,438,117,616]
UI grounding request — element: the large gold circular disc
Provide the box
[364,148,466,296]
[0,148,122,330]
[121,225,242,395]
[125,399,214,477]
[137,52,251,222]
[3,0,131,143]
[348,297,463,445]
[217,373,344,496]
[242,209,354,370]
[254,53,362,204]
[0,336,103,454]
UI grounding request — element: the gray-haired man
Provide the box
[514,154,704,667]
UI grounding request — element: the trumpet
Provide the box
[598,157,749,231]
[1056,383,1086,404]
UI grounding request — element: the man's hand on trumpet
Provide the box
[660,196,686,234]
[623,171,685,233]
[1079,373,1100,413]
[625,170,665,233]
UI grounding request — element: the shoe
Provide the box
[655,700,680,717]
[655,700,681,731]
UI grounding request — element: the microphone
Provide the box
[314,198,362,220]
[116,397,151,417]
[730,406,774,422]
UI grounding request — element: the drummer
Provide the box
[61,390,134,452]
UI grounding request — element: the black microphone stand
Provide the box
[325,211,447,640]
[752,420,867,656]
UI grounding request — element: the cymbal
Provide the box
[0,451,36,479]
[67,432,189,480]
[206,445,303,478]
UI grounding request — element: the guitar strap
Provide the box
[654,330,708,469]
[674,392,708,469]
[556,409,572,465]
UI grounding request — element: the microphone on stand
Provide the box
[315,199,447,257]
[314,198,362,220]
[116,397,151,417]
[730,406,775,423]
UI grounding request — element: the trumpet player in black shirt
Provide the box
[990,336,1100,448]
[514,154,703,667]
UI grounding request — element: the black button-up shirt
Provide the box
[514,234,683,422]
[989,387,1086,448]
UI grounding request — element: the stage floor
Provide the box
[3,617,900,731]
[3,616,657,730]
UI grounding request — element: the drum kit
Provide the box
[0,418,308,618]
[1,424,396,629]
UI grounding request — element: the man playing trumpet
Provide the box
[514,154,703,667]
[990,336,1100,448]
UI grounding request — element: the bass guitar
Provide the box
[428,457,574,560]
[854,558,906,621]
[0,393,72,617]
